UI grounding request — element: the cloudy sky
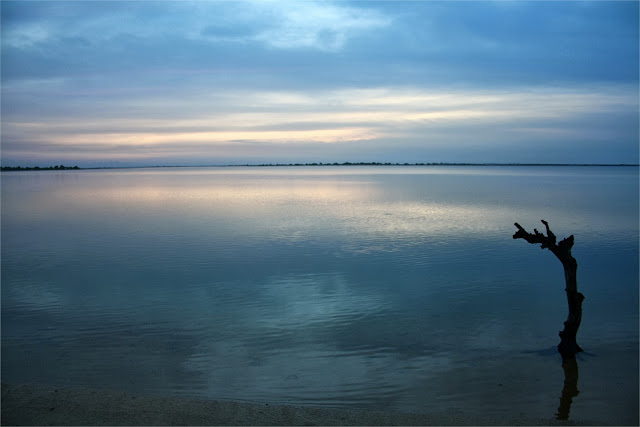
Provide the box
[1,1,638,167]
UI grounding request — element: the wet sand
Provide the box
[1,383,591,426]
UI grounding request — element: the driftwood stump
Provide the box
[513,220,584,360]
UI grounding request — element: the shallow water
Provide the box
[2,166,638,424]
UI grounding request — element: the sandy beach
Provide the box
[1,383,592,426]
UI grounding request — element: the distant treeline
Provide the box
[251,162,431,166]
[2,162,637,171]
[245,162,638,167]
[1,165,80,171]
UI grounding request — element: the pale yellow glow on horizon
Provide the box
[4,84,635,157]
[37,127,380,146]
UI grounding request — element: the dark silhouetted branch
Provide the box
[513,220,584,360]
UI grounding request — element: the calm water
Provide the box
[2,166,638,423]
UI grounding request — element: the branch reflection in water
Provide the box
[556,357,579,420]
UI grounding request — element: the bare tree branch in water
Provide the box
[513,220,584,360]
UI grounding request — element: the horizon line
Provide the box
[2,162,639,171]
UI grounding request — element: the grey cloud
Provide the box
[1,1,638,166]
[345,1,638,86]
[201,24,261,39]
[4,1,636,92]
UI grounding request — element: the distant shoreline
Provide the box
[0,165,80,172]
[2,162,638,171]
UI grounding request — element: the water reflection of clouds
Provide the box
[14,168,635,249]
[71,179,376,205]
[3,279,63,315]
[180,271,456,409]
[255,273,388,330]
[184,337,456,411]
[53,177,521,238]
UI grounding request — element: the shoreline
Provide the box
[1,383,587,426]
[2,163,638,172]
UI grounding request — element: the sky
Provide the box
[1,0,638,167]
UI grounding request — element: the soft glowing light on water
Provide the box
[1,166,637,423]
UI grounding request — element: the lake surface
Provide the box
[2,166,638,423]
